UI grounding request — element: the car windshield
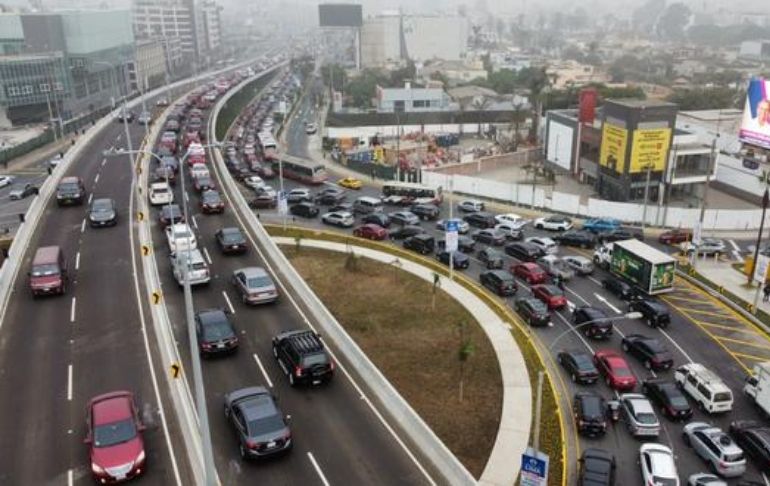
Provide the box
[58,182,79,192]
[635,412,657,424]
[613,365,633,377]
[221,231,243,243]
[203,193,221,202]
[172,228,192,239]
[247,413,285,436]
[529,300,548,313]
[573,354,593,370]
[92,202,112,213]
[202,320,233,340]
[31,263,59,277]
[714,392,732,402]
[302,352,328,367]
[247,276,273,288]
[93,418,136,448]
[153,187,169,194]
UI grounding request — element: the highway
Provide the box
[246,83,770,483]
[142,68,436,485]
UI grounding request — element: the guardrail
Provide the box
[210,68,475,486]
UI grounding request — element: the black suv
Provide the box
[289,202,320,218]
[315,188,346,205]
[601,277,638,301]
[642,379,692,420]
[410,204,440,221]
[598,228,643,243]
[403,234,435,254]
[514,297,550,326]
[362,212,390,228]
[554,230,596,249]
[628,299,671,328]
[574,392,607,437]
[479,270,517,296]
[573,306,612,340]
[558,350,600,384]
[56,176,86,206]
[578,448,616,486]
[224,386,292,459]
[272,330,334,386]
[436,250,470,269]
[463,211,497,229]
[504,242,543,262]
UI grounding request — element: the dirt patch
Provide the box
[285,247,503,478]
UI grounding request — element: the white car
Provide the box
[436,218,469,234]
[458,199,484,213]
[687,473,726,486]
[189,163,210,179]
[242,175,265,190]
[287,188,311,203]
[305,122,317,135]
[534,215,573,231]
[526,236,558,254]
[149,182,173,206]
[494,222,522,240]
[495,213,529,229]
[639,443,679,486]
[256,185,276,198]
[165,223,197,253]
[681,239,727,256]
[0,175,15,188]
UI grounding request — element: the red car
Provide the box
[193,176,215,192]
[200,190,225,214]
[85,391,146,483]
[512,262,548,284]
[593,350,638,391]
[531,284,568,310]
[658,228,692,245]
[353,224,388,240]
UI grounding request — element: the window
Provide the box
[39,83,50,93]
[21,85,33,95]
[413,100,426,108]
[7,86,19,97]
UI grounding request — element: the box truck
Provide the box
[594,239,676,295]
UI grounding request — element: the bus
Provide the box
[273,154,328,185]
[381,181,443,205]
[258,131,277,162]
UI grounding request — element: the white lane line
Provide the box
[222,290,235,315]
[80,219,86,233]
[87,193,93,205]
[70,297,76,323]
[307,452,330,486]
[553,312,595,352]
[594,292,622,314]
[203,247,212,265]
[191,215,198,229]
[252,353,273,388]
[565,287,591,306]
[588,276,603,287]
[101,158,106,168]
[116,134,122,142]
[94,173,100,184]
[184,191,189,203]
[729,239,741,252]
[613,325,626,339]
[75,252,80,271]
[660,328,694,363]
[67,364,73,401]
[68,469,73,486]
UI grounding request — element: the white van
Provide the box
[674,363,733,413]
[149,182,173,206]
[170,249,210,287]
[353,196,383,215]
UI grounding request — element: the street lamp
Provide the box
[749,187,770,288]
[640,163,654,234]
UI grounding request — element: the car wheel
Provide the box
[536,224,543,230]
[676,380,684,390]
[682,432,690,447]
[699,401,706,412]
[288,372,296,387]
[642,383,648,394]
[224,404,230,418]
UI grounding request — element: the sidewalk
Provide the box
[273,236,532,486]
[695,259,770,315]
[1,137,72,174]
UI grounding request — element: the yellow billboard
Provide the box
[599,123,628,173]
[630,128,671,173]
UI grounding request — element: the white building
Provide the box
[739,40,770,61]
[376,82,450,113]
[402,16,468,62]
[129,40,168,92]
[418,60,487,86]
[360,13,402,68]
[200,0,222,61]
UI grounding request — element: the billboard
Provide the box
[599,123,628,173]
[578,88,597,124]
[739,77,770,150]
[318,4,363,27]
[629,128,671,173]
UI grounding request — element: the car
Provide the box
[200,190,225,214]
[158,204,184,227]
[628,299,671,328]
[165,223,196,252]
[435,250,470,269]
[115,109,134,123]
[272,329,334,386]
[156,97,169,107]
[153,166,176,186]
[554,230,596,248]
[729,421,770,473]
[255,164,275,179]
[88,198,117,227]
[189,163,210,179]
[289,202,319,218]
[682,239,727,256]
[437,235,476,253]
[683,422,747,478]
[389,225,425,240]
[504,242,543,262]
[601,277,639,301]
[572,306,612,340]
[338,176,362,190]
[305,122,317,134]
[531,284,567,310]
[558,350,599,384]
[512,262,548,284]
[642,379,692,421]
[148,182,173,206]
[286,188,311,203]
[574,391,607,437]
[583,218,620,233]
[363,212,391,228]
[410,203,440,221]
[659,228,692,245]
[598,228,643,243]
[436,218,469,234]
[388,211,420,226]
[249,193,276,209]
[49,154,63,169]
[471,229,506,246]
[514,297,551,326]
[622,334,674,371]
[321,211,355,228]
[534,215,573,231]
[9,183,37,200]
[619,393,660,437]
[537,255,575,281]
[687,474,727,486]
[215,227,247,254]
[160,155,179,173]
[526,236,558,255]
[495,213,529,229]
[494,222,523,240]
[137,111,152,125]
[315,187,346,205]
[578,448,616,486]
[0,175,15,188]
[353,224,388,240]
[195,309,239,357]
[593,349,637,391]
[243,175,266,190]
[403,234,435,254]
[477,247,504,269]
[85,391,146,483]
[193,176,216,192]
[57,176,86,205]
[563,255,594,276]
[458,199,484,212]
[479,269,517,295]
[463,211,497,229]
[232,267,278,304]
[329,202,353,213]
[224,387,292,459]
[639,443,679,486]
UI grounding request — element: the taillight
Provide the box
[246,440,258,450]
[294,366,303,377]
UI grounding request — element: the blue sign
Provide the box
[520,449,548,486]
[521,454,546,475]
[445,220,459,233]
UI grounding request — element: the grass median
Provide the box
[268,225,566,485]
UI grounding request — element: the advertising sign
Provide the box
[650,261,676,293]
[754,254,770,285]
[520,449,548,486]
[278,190,288,216]
[578,88,598,124]
[599,123,628,173]
[629,128,672,173]
[739,78,770,150]
[445,220,459,253]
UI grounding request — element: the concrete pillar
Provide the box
[0,106,12,129]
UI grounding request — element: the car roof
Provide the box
[238,266,268,278]
[239,391,279,421]
[220,227,241,234]
[91,391,133,425]
[60,176,80,183]
[197,308,228,325]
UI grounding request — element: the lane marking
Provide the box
[67,364,73,401]
[307,452,330,486]
[94,173,100,184]
[660,328,694,363]
[75,252,80,271]
[588,276,603,287]
[674,307,733,317]
[101,158,106,168]
[733,351,770,362]
[594,292,622,314]
[191,215,198,229]
[116,134,122,142]
[252,354,273,388]
[717,335,770,351]
[565,287,590,306]
[687,320,755,333]
[68,469,73,486]
[88,193,93,205]
[222,290,235,315]
[553,312,595,353]
[80,219,86,233]
[729,239,741,252]
[184,191,189,203]
[70,297,76,323]
[203,247,212,265]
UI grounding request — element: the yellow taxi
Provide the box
[338,177,363,190]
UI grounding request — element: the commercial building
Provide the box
[376,82,450,113]
[199,0,222,63]
[129,40,168,92]
[402,16,468,61]
[739,40,770,62]
[360,13,402,68]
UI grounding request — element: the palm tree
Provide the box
[510,102,528,152]
[471,96,492,135]
[526,67,551,142]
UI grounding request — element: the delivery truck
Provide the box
[744,361,770,417]
[594,239,676,295]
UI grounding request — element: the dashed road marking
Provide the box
[222,290,235,315]
[67,364,73,401]
[307,452,330,486]
[80,219,86,233]
[203,247,212,265]
[70,297,76,323]
[252,353,273,388]
[75,252,80,271]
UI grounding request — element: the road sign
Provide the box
[278,190,288,216]
[520,449,548,486]
[754,253,770,284]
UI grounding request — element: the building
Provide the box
[360,13,402,68]
[158,36,185,77]
[376,82,450,113]
[199,0,222,63]
[417,59,487,86]
[401,16,468,62]
[489,51,533,73]
[132,0,199,63]
[129,40,168,92]
[546,60,609,89]
[0,10,134,128]
[739,40,770,61]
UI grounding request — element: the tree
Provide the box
[456,321,474,403]
[666,87,741,110]
[510,103,528,152]
[471,97,492,134]
[656,3,692,41]
[389,60,416,87]
[320,64,347,92]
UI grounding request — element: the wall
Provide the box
[546,119,574,172]
[326,123,489,139]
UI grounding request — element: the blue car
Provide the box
[582,218,620,233]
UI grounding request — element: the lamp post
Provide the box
[640,163,654,234]
[749,187,770,289]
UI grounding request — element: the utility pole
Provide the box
[693,138,717,269]
[640,163,653,234]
